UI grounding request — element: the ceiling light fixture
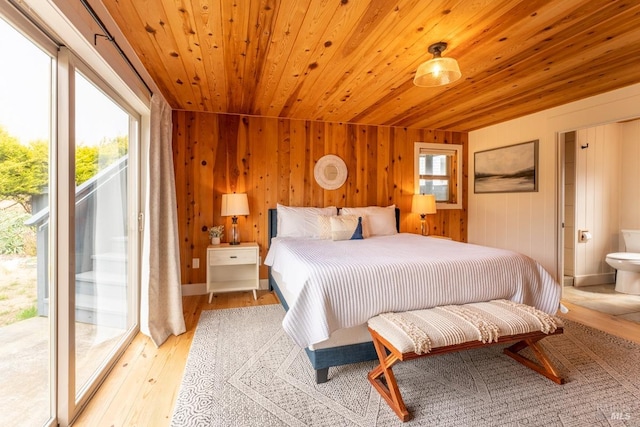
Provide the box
[413,42,462,87]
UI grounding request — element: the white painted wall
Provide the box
[469,83,640,280]
[620,119,640,234]
[573,124,620,285]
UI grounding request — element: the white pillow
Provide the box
[276,204,338,238]
[340,205,397,237]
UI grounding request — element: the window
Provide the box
[0,11,55,427]
[0,3,143,425]
[73,68,136,398]
[414,142,462,209]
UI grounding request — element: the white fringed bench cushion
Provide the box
[368,299,562,355]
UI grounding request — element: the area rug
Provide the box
[171,305,640,426]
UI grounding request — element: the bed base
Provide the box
[268,208,392,384]
[305,342,378,383]
[269,269,378,383]
[367,306,565,422]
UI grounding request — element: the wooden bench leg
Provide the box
[368,332,412,422]
[367,326,564,422]
[503,337,565,384]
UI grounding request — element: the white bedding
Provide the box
[265,233,561,348]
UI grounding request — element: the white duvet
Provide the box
[265,233,561,348]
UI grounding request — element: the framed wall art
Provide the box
[474,140,539,193]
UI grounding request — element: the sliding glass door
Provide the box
[0,5,142,425]
[0,13,55,427]
[73,70,137,399]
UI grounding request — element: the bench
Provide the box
[367,299,565,422]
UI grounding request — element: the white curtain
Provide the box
[141,93,186,346]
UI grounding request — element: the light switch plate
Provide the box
[192,258,200,268]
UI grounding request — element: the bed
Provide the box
[265,206,561,383]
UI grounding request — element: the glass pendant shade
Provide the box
[414,42,461,87]
[414,57,461,87]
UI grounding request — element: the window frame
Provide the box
[0,3,145,424]
[414,142,463,210]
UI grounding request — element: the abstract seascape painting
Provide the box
[474,140,539,193]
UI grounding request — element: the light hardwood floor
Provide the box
[72,293,640,426]
[72,291,278,427]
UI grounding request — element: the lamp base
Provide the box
[420,215,429,236]
[230,216,240,245]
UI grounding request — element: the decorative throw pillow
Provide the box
[317,215,335,239]
[330,215,364,241]
[340,205,397,237]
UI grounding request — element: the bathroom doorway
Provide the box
[559,121,640,323]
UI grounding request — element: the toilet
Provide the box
[605,229,640,295]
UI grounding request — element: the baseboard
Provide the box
[181,283,207,296]
[573,273,615,287]
[181,279,271,296]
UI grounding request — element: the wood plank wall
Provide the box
[173,111,468,284]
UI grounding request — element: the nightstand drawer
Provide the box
[208,248,257,265]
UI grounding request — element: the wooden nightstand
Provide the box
[206,242,259,303]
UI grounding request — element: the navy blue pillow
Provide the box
[350,217,364,240]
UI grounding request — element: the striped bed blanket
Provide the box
[265,233,561,348]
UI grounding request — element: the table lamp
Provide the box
[411,194,437,236]
[221,193,249,245]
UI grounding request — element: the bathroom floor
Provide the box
[562,283,640,323]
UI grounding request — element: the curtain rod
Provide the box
[79,0,153,97]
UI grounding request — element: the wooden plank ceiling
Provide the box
[102,0,640,132]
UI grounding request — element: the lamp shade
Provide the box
[414,57,461,87]
[411,194,437,215]
[414,42,461,87]
[221,193,250,216]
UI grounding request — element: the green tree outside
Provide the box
[0,128,47,213]
[0,126,128,255]
[0,126,128,213]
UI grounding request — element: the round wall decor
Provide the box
[314,154,347,190]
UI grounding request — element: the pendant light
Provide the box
[413,42,462,87]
